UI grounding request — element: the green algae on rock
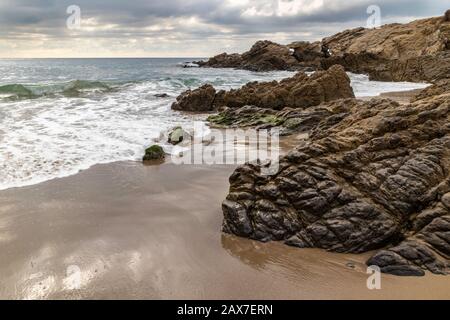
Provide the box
[143,145,165,161]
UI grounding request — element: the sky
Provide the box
[0,0,448,58]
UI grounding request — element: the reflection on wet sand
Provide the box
[0,161,449,300]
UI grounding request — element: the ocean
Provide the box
[0,58,429,191]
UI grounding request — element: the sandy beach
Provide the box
[1,154,449,299]
[1,91,449,300]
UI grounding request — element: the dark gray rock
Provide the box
[222,90,450,276]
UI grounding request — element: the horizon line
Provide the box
[0,57,206,59]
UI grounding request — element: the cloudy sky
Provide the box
[0,0,447,58]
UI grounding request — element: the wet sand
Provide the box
[0,158,449,300]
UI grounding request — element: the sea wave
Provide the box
[0,69,431,191]
[0,80,117,101]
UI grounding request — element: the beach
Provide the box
[1,154,449,299]
[0,58,447,299]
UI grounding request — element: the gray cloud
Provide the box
[0,0,447,57]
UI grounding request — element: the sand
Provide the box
[0,159,449,300]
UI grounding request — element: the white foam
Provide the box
[0,70,431,191]
[349,73,430,97]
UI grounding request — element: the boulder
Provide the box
[221,91,450,276]
[143,145,165,161]
[445,9,450,22]
[168,126,190,145]
[171,84,216,112]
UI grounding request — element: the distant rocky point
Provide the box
[197,11,450,82]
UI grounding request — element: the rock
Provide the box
[154,93,169,98]
[323,15,450,60]
[175,65,354,113]
[198,14,450,83]
[207,106,283,129]
[198,40,302,71]
[445,9,450,22]
[143,145,165,161]
[322,51,450,82]
[219,65,354,110]
[171,84,216,112]
[412,78,450,102]
[221,91,450,276]
[319,13,450,82]
[168,126,190,145]
[442,193,450,209]
[207,99,358,135]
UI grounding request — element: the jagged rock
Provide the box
[143,145,165,161]
[173,65,354,113]
[319,12,450,82]
[198,13,450,83]
[322,51,450,82]
[444,9,450,22]
[216,65,354,110]
[222,92,450,276]
[197,40,302,71]
[412,79,450,102]
[288,41,325,69]
[171,84,216,112]
[323,15,450,60]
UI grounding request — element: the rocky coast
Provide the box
[171,11,450,277]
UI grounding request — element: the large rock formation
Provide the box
[197,40,302,71]
[172,65,354,112]
[198,12,450,82]
[171,84,216,112]
[222,85,450,276]
[412,79,450,102]
[322,50,450,82]
[323,16,450,60]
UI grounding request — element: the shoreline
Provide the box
[1,106,449,299]
[1,160,449,299]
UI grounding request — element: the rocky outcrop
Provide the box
[172,65,354,113]
[215,65,354,110]
[322,51,450,82]
[323,16,450,60]
[197,40,302,71]
[171,84,216,112]
[208,99,356,136]
[199,12,450,82]
[320,12,450,82]
[412,79,450,102]
[222,88,450,276]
